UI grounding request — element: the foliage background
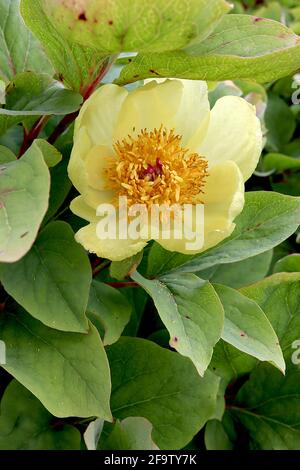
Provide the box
[0,0,300,450]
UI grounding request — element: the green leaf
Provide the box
[211,273,300,382]
[172,192,300,274]
[273,254,300,273]
[241,273,300,360]
[110,252,143,281]
[231,363,300,449]
[0,145,16,164]
[199,250,273,289]
[146,242,189,278]
[87,280,131,345]
[0,0,53,82]
[204,420,233,450]
[0,72,83,136]
[20,0,109,92]
[0,308,112,420]
[33,139,62,168]
[0,380,81,450]
[0,221,91,333]
[0,126,23,155]
[0,140,50,263]
[40,0,231,54]
[131,271,224,376]
[214,284,285,373]
[210,340,258,382]
[264,153,300,172]
[117,15,300,85]
[101,417,159,450]
[108,337,220,449]
[264,94,296,151]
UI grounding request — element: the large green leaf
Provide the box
[117,15,300,85]
[231,364,300,449]
[39,0,230,53]
[100,417,159,450]
[200,250,273,289]
[241,273,300,360]
[214,284,285,373]
[172,192,300,274]
[20,0,109,92]
[108,337,220,449]
[0,72,83,136]
[0,221,91,333]
[0,140,50,263]
[0,0,53,82]
[0,380,81,450]
[0,308,112,419]
[210,273,300,382]
[87,280,131,345]
[131,271,224,376]
[204,420,233,450]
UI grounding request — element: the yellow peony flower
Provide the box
[68,79,262,261]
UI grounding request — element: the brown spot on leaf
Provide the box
[240,332,247,337]
[149,69,160,76]
[78,12,87,21]
[253,17,264,23]
[21,232,29,239]
[108,19,114,25]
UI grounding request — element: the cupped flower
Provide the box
[68,79,263,261]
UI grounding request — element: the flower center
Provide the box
[106,126,208,208]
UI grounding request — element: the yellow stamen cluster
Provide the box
[106,126,208,208]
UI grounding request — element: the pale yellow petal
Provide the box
[115,79,210,146]
[68,127,91,193]
[202,160,245,251]
[178,79,210,149]
[82,187,116,210]
[85,145,116,191]
[198,96,263,181]
[157,161,244,254]
[70,196,98,223]
[75,223,147,261]
[75,84,128,147]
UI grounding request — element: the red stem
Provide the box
[92,259,111,277]
[48,58,114,145]
[47,111,78,145]
[19,57,114,154]
[18,115,50,157]
[105,281,139,288]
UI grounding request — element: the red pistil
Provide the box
[141,157,164,180]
